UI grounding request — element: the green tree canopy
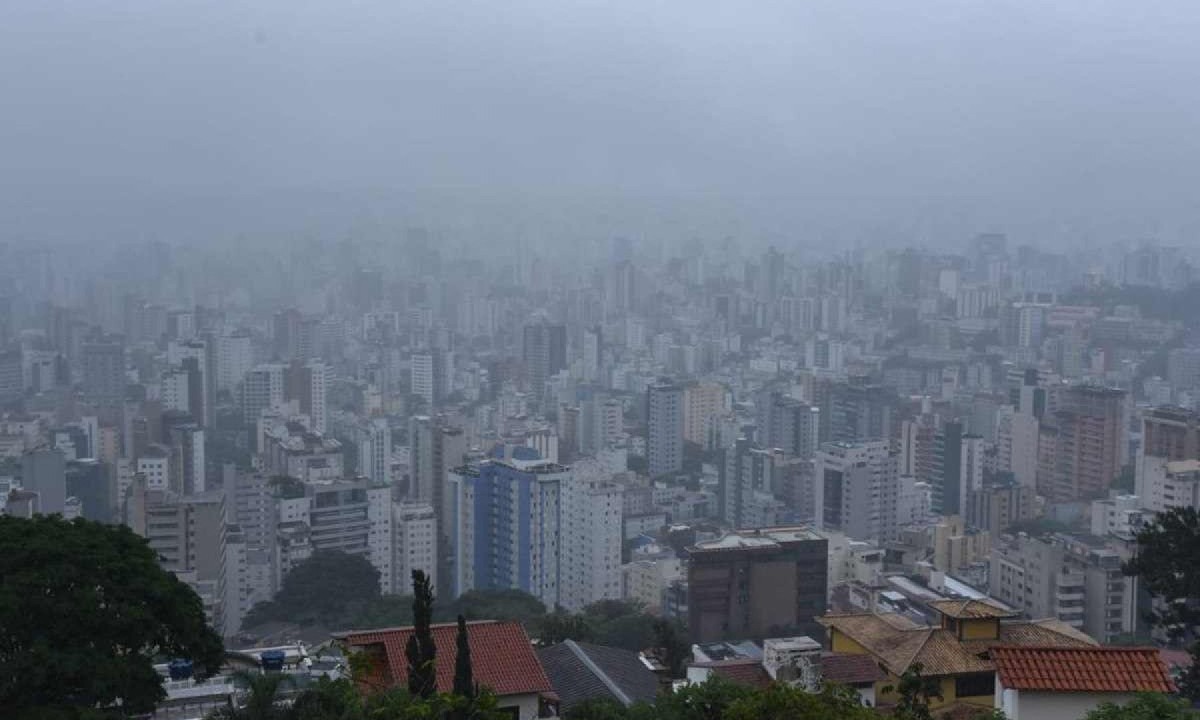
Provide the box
[1124,507,1200,700]
[245,550,381,629]
[1084,693,1199,719]
[0,515,224,717]
[724,682,878,720]
[1125,507,1200,634]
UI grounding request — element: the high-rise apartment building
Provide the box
[931,421,964,515]
[137,489,235,636]
[411,352,434,405]
[686,527,828,643]
[994,405,1039,488]
[647,381,684,478]
[20,447,67,516]
[447,458,563,606]
[814,440,899,542]
[1038,386,1127,502]
[242,363,286,429]
[990,533,1138,644]
[721,439,786,529]
[393,502,438,595]
[559,477,623,611]
[278,479,393,593]
[216,331,253,393]
[684,382,726,446]
[757,391,820,457]
[409,416,468,583]
[333,415,392,486]
[81,337,125,416]
[167,338,215,427]
[522,320,567,405]
[447,458,621,611]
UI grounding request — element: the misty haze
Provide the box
[0,3,1198,720]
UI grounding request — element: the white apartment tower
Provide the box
[814,440,899,542]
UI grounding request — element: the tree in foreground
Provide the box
[1085,692,1199,719]
[209,670,296,720]
[0,515,224,717]
[453,614,476,699]
[723,682,878,720]
[884,663,943,720]
[244,550,381,629]
[1124,506,1200,699]
[406,569,438,699]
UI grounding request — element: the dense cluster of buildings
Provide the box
[0,232,1197,715]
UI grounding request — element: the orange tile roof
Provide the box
[339,620,554,697]
[991,646,1177,694]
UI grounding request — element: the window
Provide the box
[955,673,994,698]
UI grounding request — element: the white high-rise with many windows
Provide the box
[560,476,623,611]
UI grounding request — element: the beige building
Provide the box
[931,515,990,575]
[683,382,726,445]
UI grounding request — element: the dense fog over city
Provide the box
[5,1,1200,249]
[7,3,1200,719]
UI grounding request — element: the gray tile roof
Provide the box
[537,640,661,711]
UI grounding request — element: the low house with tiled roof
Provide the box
[992,646,1176,720]
[333,620,556,720]
[817,598,1098,712]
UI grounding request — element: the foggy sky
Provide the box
[4,1,1200,247]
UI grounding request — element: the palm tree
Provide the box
[208,670,296,720]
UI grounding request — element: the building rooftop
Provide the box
[817,613,1096,678]
[820,653,887,687]
[537,640,659,712]
[927,599,1018,620]
[992,646,1176,694]
[689,525,823,553]
[336,620,553,698]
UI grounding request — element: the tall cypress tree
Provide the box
[453,614,476,699]
[406,569,438,698]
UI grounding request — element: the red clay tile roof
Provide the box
[340,620,554,697]
[820,653,886,686]
[691,658,771,689]
[991,645,1177,694]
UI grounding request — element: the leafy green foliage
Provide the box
[0,515,224,717]
[351,588,549,632]
[1125,507,1200,635]
[566,698,635,720]
[723,682,877,720]
[1084,693,1199,719]
[643,676,755,720]
[245,550,381,629]
[529,600,674,655]
[451,588,547,624]
[225,678,511,720]
[1124,507,1200,700]
[208,670,297,720]
[884,663,942,720]
[652,618,690,679]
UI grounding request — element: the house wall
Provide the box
[829,629,869,655]
[961,618,1000,640]
[998,685,1134,720]
[499,691,542,720]
[874,673,993,710]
